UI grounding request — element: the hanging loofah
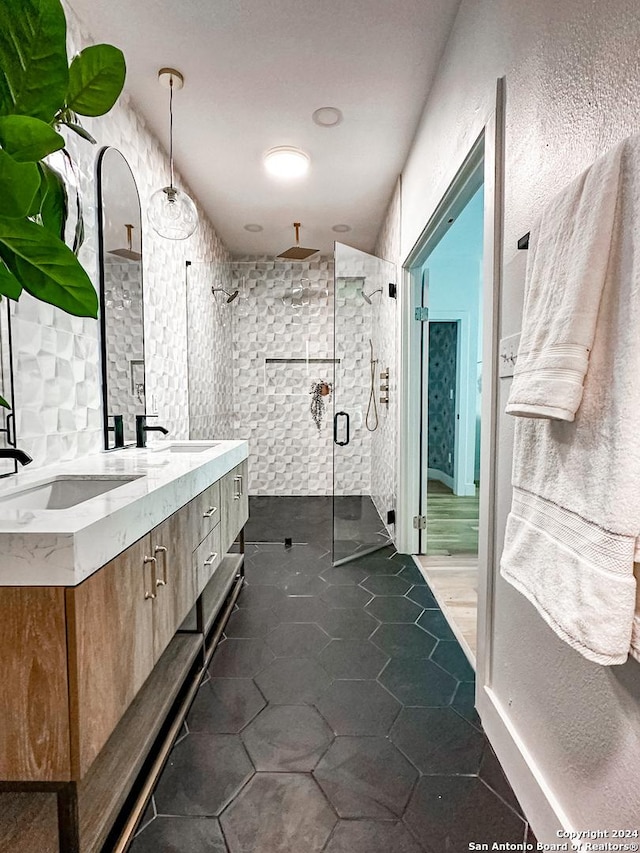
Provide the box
[310,380,332,431]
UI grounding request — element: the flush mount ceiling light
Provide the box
[264,146,310,179]
[244,223,263,232]
[148,68,198,240]
[332,224,351,233]
[312,106,343,127]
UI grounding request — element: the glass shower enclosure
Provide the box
[332,242,397,566]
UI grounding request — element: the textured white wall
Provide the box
[376,0,640,837]
[11,1,232,469]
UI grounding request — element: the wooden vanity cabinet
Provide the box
[220,460,248,554]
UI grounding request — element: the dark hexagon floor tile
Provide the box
[406,585,438,608]
[371,623,437,659]
[211,639,275,678]
[397,563,427,585]
[320,584,372,609]
[479,744,524,817]
[266,622,331,658]
[130,816,227,853]
[281,574,328,596]
[255,657,332,704]
[154,734,253,817]
[187,678,266,734]
[314,736,417,819]
[431,641,475,681]
[220,772,336,853]
[352,556,402,576]
[318,607,379,639]
[379,658,458,706]
[451,681,482,731]
[366,596,423,624]
[271,595,329,624]
[390,707,485,774]
[324,820,423,853]
[241,704,333,771]
[417,609,457,640]
[319,639,389,679]
[224,607,279,638]
[237,583,285,610]
[316,679,400,735]
[404,775,526,850]
[320,565,369,585]
[361,575,411,596]
[243,559,296,586]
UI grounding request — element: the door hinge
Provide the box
[414,307,429,321]
[388,282,397,299]
[413,515,427,530]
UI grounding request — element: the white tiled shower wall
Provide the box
[11,1,233,470]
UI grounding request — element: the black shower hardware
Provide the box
[212,287,239,303]
[333,411,350,446]
[107,414,124,448]
[135,415,169,448]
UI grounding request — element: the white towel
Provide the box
[501,134,640,665]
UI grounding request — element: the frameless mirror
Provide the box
[97,147,146,449]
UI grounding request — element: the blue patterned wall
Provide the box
[428,321,457,478]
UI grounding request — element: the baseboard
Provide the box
[477,684,575,842]
[427,468,454,490]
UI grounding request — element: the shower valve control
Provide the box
[380,367,390,406]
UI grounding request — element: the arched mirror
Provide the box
[97,147,146,449]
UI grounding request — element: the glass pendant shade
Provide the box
[148,185,198,240]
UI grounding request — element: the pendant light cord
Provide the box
[169,74,175,189]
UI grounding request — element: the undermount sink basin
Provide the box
[153,442,220,453]
[0,475,142,511]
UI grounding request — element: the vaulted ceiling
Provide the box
[69,0,462,256]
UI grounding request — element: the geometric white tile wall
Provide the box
[10,1,232,472]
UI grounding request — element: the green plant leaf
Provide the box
[0,115,65,162]
[0,0,69,122]
[0,257,22,299]
[0,395,10,409]
[60,120,97,144]
[67,45,126,117]
[0,217,97,317]
[0,148,41,218]
[37,163,67,240]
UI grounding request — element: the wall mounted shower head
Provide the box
[362,288,383,304]
[212,287,239,303]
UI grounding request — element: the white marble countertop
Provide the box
[0,439,248,587]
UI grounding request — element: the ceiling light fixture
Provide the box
[264,146,310,179]
[148,68,198,240]
[244,223,264,232]
[312,107,343,127]
[332,224,351,233]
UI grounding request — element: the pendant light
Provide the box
[148,68,198,240]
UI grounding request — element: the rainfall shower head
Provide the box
[212,287,239,303]
[362,288,383,304]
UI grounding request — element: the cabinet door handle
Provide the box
[143,556,157,599]
[203,552,218,567]
[154,545,168,587]
[203,506,218,518]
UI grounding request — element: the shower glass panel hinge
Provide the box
[415,307,429,321]
[413,515,427,530]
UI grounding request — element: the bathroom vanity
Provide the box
[0,440,248,853]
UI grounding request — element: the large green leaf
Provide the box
[0,395,9,410]
[67,45,126,117]
[0,257,22,299]
[37,163,67,240]
[0,115,64,162]
[0,148,41,218]
[0,0,69,122]
[0,217,97,317]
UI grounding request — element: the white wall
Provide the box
[11,0,233,470]
[377,0,640,838]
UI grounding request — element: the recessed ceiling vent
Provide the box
[276,222,319,260]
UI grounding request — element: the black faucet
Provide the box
[135,415,169,448]
[107,414,124,448]
[0,448,33,466]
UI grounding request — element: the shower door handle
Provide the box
[334,411,350,446]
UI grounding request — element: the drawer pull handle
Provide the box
[233,475,242,500]
[143,556,158,599]
[203,552,218,567]
[203,506,218,518]
[154,545,168,587]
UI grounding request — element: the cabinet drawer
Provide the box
[193,524,223,595]
[192,480,221,548]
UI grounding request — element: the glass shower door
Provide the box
[332,242,397,566]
